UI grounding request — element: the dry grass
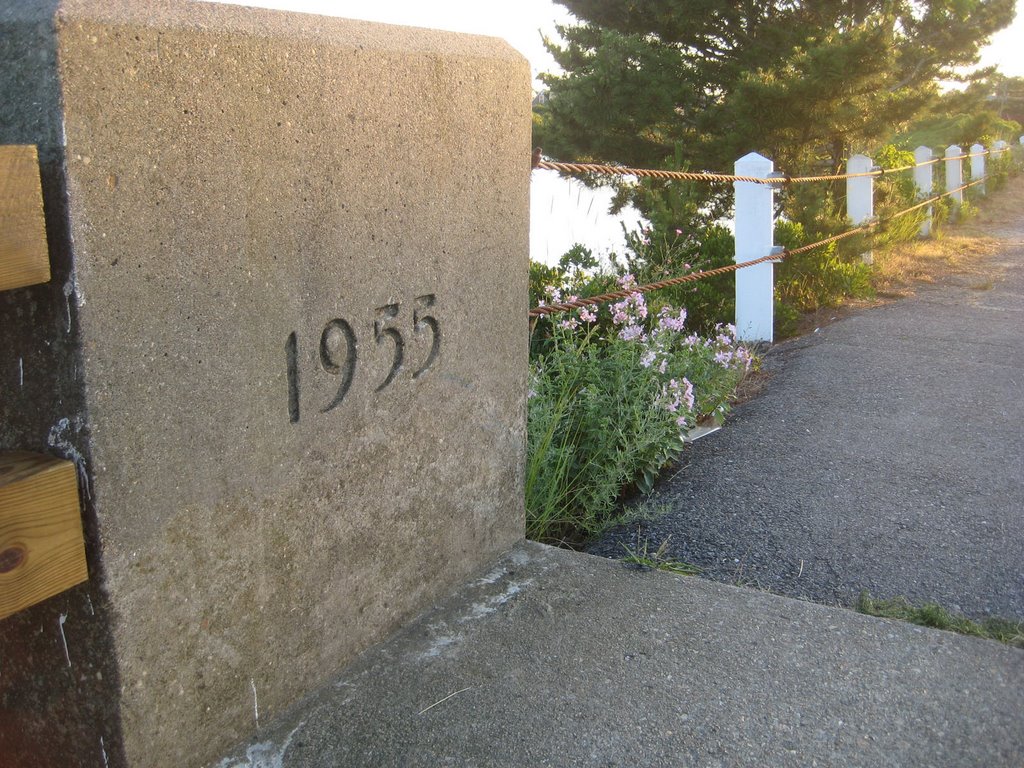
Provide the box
[871,230,1005,296]
[872,173,1024,296]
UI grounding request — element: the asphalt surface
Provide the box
[590,221,1024,619]
[216,542,1023,767]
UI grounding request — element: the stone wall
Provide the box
[0,2,530,765]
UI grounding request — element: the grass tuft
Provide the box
[856,591,1024,648]
[620,535,701,576]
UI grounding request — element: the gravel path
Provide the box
[588,214,1024,620]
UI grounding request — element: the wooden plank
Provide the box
[0,452,87,620]
[0,145,50,292]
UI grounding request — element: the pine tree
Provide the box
[538,0,1016,226]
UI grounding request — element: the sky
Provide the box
[211,0,1024,81]
[976,1,1024,77]
[212,0,572,89]
[208,0,1024,265]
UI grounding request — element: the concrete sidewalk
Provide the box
[217,542,1022,767]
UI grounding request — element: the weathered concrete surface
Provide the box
[0,2,530,765]
[218,541,1024,767]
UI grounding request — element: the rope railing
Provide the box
[528,174,992,319]
[536,149,1004,185]
[529,254,782,318]
[528,229,869,319]
[885,178,986,223]
[780,162,923,182]
[535,160,774,185]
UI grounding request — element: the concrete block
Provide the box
[0,1,530,764]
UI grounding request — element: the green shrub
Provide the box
[529,245,617,358]
[611,224,736,333]
[774,219,873,318]
[987,148,1012,192]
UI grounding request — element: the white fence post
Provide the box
[970,143,986,194]
[913,145,933,237]
[992,140,1006,170]
[945,145,963,205]
[734,152,776,343]
[847,153,874,263]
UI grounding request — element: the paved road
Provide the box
[590,218,1024,619]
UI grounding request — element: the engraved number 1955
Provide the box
[286,294,440,423]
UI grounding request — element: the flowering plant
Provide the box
[527,274,755,543]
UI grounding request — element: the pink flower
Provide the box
[733,346,754,370]
[658,307,688,332]
[619,324,644,342]
[611,291,647,326]
[681,377,695,411]
[662,377,694,418]
[663,379,681,412]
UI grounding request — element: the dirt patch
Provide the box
[730,363,772,406]
[871,233,1006,294]
[873,173,1024,294]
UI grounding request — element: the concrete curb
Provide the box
[217,541,1024,767]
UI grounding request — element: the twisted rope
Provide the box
[537,154,984,185]
[535,160,775,185]
[529,175,990,319]
[529,254,781,318]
